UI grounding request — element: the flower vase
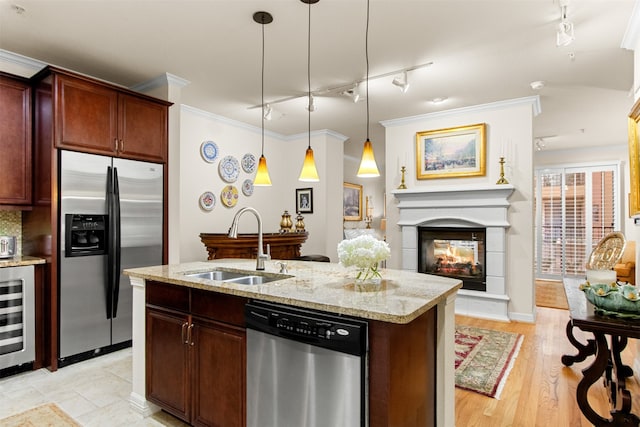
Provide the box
[354,263,382,290]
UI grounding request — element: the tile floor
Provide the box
[0,349,188,426]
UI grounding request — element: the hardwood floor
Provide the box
[455,306,640,426]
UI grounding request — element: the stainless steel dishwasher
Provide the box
[245,300,368,427]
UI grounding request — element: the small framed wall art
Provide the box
[295,188,313,214]
[415,123,486,179]
[343,182,362,221]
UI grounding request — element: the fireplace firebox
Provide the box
[418,227,486,291]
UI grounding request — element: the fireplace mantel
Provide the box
[393,184,515,321]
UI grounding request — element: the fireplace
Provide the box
[418,227,486,291]
[392,185,514,321]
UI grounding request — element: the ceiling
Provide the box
[0,0,637,162]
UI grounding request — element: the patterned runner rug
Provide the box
[0,403,80,426]
[455,325,524,399]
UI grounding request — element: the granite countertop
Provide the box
[0,256,47,268]
[124,259,462,324]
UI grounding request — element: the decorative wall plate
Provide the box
[199,191,216,211]
[242,179,254,196]
[200,141,219,163]
[242,153,257,173]
[220,185,239,207]
[219,155,240,182]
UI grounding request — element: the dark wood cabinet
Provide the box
[191,317,245,427]
[146,307,190,420]
[37,66,170,163]
[146,281,246,427]
[0,72,32,206]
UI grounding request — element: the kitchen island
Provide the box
[125,259,461,427]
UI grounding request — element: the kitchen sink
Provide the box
[181,268,291,285]
[183,270,248,281]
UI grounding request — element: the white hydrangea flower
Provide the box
[337,235,390,272]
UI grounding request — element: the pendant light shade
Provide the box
[357,0,380,178]
[298,0,320,182]
[357,139,379,177]
[299,147,320,182]
[253,11,273,187]
[254,155,272,185]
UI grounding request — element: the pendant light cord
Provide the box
[365,0,370,142]
[307,1,312,150]
[261,20,265,156]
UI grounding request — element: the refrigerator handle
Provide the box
[112,167,122,318]
[106,166,114,320]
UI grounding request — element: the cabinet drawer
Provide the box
[146,281,189,312]
[191,289,246,327]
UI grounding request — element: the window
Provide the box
[535,164,620,278]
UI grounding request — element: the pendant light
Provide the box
[298,0,320,182]
[253,11,273,186]
[357,0,380,178]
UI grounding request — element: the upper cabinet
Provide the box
[0,72,32,206]
[37,66,171,163]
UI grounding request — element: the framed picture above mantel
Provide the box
[415,123,486,179]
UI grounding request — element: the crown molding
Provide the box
[130,73,190,92]
[0,49,46,76]
[379,96,541,128]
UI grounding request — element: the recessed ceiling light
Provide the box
[530,81,545,90]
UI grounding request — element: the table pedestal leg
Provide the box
[576,332,639,426]
[562,320,596,366]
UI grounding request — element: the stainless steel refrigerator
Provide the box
[58,150,163,366]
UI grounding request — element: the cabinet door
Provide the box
[55,74,118,155]
[118,94,167,163]
[146,307,191,422]
[191,317,246,427]
[0,75,32,205]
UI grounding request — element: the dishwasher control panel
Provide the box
[245,300,367,356]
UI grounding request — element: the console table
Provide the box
[199,232,308,261]
[562,279,640,426]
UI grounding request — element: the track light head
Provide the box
[392,71,409,93]
[556,4,574,47]
[306,94,316,112]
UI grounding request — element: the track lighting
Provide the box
[556,4,574,47]
[306,94,316,112]
[342,84,360,103]
[392,70,409,93]
[263,103,272,120]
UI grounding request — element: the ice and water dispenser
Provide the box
[65,214,107,257]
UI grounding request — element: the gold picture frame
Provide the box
[628,98,640,216]
[343,182,363,221]
[415,123,486,179]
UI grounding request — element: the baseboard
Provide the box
[129,392,160,417]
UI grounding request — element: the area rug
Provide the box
[455,325,524,399]
[0,403,80,427]
[536,279,569,310]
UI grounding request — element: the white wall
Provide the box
[178,106,346,262]
[382,97,538,321]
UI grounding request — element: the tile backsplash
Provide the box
[0,211,22,255]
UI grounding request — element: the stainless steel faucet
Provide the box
[228,207,270,270]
